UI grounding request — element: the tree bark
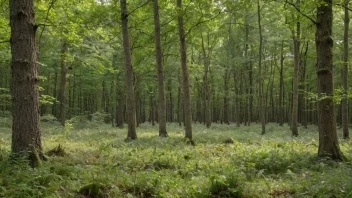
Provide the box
[153,0,167,137]
[291,8,300,136]
[342,0,350,139]
[201,33,212,128]
[177,0,192,140]
[316,0,345,161]
[10,0,44,166]
[244,15,251,125]
[279,41,285,126]
[112,54,125,128]
[59,42,68,126]
[120,0,137,140]
[257,0,266,134]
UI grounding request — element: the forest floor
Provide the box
[0,116,352,197]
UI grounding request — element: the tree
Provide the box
[257,0,266,135]
[153,0,167,137]
[177,0,193,141]
[342,0,349,140]
[290,0,300,137]
[120,0,137,140]
[59,41,68,126]
[9,0,45,166]
[316,0,345,160]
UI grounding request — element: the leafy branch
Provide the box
[280,0,317,25]
[185,11,222,37]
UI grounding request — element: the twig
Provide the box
[127,0,152,16]
[185,11,222,37]
[283,0,316,25]
[38,0,58,43]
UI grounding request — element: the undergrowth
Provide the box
[0,119,351,197]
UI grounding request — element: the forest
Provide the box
[0,0,352,197]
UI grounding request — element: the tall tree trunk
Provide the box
[300,41,309,128]
[150,93,155,126]
[291,8,300,136]
[342,0,350,139]
[177,0,192,140]
[153,0,167,137]
[316,0,345,161]
[279,41,285,126]
[120,0,137,139]
[52,69,58,116]
[257,0,266,134]
[201,33,211,128]
[59,42,68,126]
[244,14,251,125]
[167,78,173,123]
[10,0,44,166]
[234,72,240,127]
[72,72,76,116]
[114,54,125,128]
[223,70,230,125]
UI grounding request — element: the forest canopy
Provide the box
[0,0,352,197]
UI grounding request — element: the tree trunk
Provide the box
[257,0,266,134]
[201,33,212,128]
[167,78,173,123]
[120,0,137,139]
[59,42,68,126]
[52,69,58,117]
[223,70,230,125]
[244,15,251,125]
[10,0,44,167]
[153,0,167,137]
[342,0,350,139]
[300,41,309,128]
[291,14,300,136]
[234,72,240,127]
[114,54,125,128]
[279,41,285,126]
[177,0,192,140]
[150,93,155,126]
[316,0,345,161]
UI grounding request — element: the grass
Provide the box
[0,117,352,197]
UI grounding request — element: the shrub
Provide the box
[207,175,243,198]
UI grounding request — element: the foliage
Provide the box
[0,123,351,197]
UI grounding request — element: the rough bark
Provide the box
[316,0,345,161]
[342,0,350,139]
[120,0,137,140]
[177,0,192,140]
[10,0,45,166]
[153,0,167,137]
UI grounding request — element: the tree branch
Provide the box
[335,3,352,12]
[0,40,9,44]
[283,0,317,25]
[184,11,222,37]
[38,0,58,43]
[127,0,152,16]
